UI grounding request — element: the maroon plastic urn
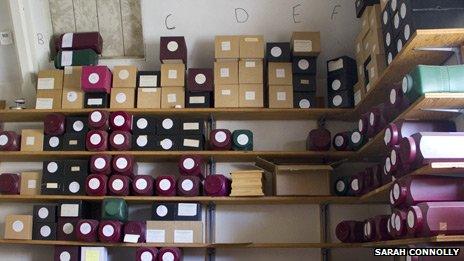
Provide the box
[177,176,201,196]
[332,131,352,151]
[98,220,123,243]
[86,130,108,151]
[178,155,203,177]
[110,111,133,132]
[88,110,110,130]
[358,113,370,135]
[367,105,388,138]
[131,175,154,196]
[364,215,390,241]
[391,209,408,239]
[109,131,132,151]
[306,126,331,151]
[204,174,231,196]
[187,68,213,92]
[112,155,138,177]
[160,36,187,64]
[136,247,158,261]
[387,216,395,239]
[0,173,20,194]
[335,220,364,243]
[124,221,146,243]
[155,176,176,196]
[57,217,79,241]
[55,32,103,54]
[90,154,112,175]
[0,131,21,151]
[54,246,80,261]
[209,129,232,150]
[44,113,66,135]
[158,248,182,261]
[85,174,108,196]
[108,175,131,196]
[388,85,410,113]
[76,219,99,242]
[387,145,406,178]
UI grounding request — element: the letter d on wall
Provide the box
[235,8,249,23]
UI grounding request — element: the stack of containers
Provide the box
[81,65,112,108]
[186,68,214,108]
[43,113,89,151]
[160,36,187,108]
[32,204,57,240]
[136,70,162,108]
[62,66,85,109]
[36,70,64,109]
[326,56,358,108]
[110,66,138,108]
[53,32,101,69]
[41,159,89,195]
[266,42,293,108]
[238,35,264,108]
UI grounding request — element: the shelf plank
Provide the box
[363,235,464,247]
[352,28,464,119]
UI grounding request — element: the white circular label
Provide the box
[351,132,361,143]
[183,158,195,170]
[366,222,371,236]
[358,119,364,132]
[394,14,400,29]
[387,218,392,233]
[336,180,345,192]
[407,211,415,228]
[136,179,148,190]
[94,157,106,170]
[159,179,171,191]
[63,223,74,234]
[390,190,395,205]
[397,39,403,53]
[102,224,115,237]
[49,136,60,148]
[113,133,125,145]
[67,91,78,102]
[167,41,179,52]
[298,59,310,70]
[116,158,128,169]
[388,53,393,64]
[299,99,310,108]
[115,93,127,104]
[137,118,148,129]
[88,73,100,84]
[351,178,359,191]
[393,183,400,200]
[237,134,249,145]
[384,128,392,146]
[270,46,282,57]
[80,223,91,235]
[385,157,392,172]
[160,138,173,150]
[40,225,51,237]
[369,112,375,126]
[195,73,207,85]
[47,162,58,173]
[162,119,174,130]
[162,252,175,261]
[386,32,391,46]
[112,179,124,191]
[335,136,344,147]
[38,207,49,219]
[118,69,130,80]
[156,205,168,217]
[400,3,407,18]
[402,76,410,94]
[90,133,102,145]
[141,251,154,261]
[89,178,101,190]
[331,79,341,91]
[332,95,342,106]
[60,251,71,261]
[90,111,102,122]
[383,11,388,25]
[69,182,80,193]
[391,214,396,228]
[113,115,125,127]
[404,24,411,41]
[391,150,397,165]
[73,121,84,132]
[137,136,148,147]
[0,135,8,146]
[12,221,24,232]
[390,89,397,105]
[215,131,227,143]
[395,215,401,231]
[182,179,194,191]
[391,0,397,11]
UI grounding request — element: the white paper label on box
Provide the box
[64,66,73,75]
[61,51,73,66]
[183,139,200,148]
[112,179,124,191]
[61,33,73,48]
[47,162,58,173]
[141,88,158,93]
[115,92,127,103]
[174,230,194,243]
[102,224,115,237]
[237,134,249,145]
[26,136,35,145]
[68,139,78,146]
[245,37,258,42]
[113,134,125,145]
[183,122,199,130]
[118,69,130,80]
[116,157,128,169]
[293,40,313,52]
[27,179,37,189]
[220,68,229,78]
[94,158,106,170]
[146,229,166,243]
[177,203,198,216]
[328,59,344,72]
[195,73,206,84]
[40,225,52,237]
[66,91,78,102]
[38,207,49,219]
[182,179,194,191]
[0,135,7,145]
[168,69,178,79]
[299,99,311,108]
[36,98,54,109]
[270,46,282,57]
[370,67,376,79]
[87,98,103,106]
[275,69,285,78]
[156,205,168,217]
[68,182,80,193]
[89,178,100,190]
[60,251,71,261]
[73,121,84,132]
[136,135,148,147]
[354,90,362,105]
[245,91,256,101]
[245,61,256,68]
[167,41,179,52]
[167,93,177,103]
[60,204,79,217]
[161,138,174,150]
[124,234,140,243]
[136,179,148,190]
[189,96,205,104]
[12,221,24,232]
[277,92,286,101]
[37,78,55,90]
[221,41,231,51]
[139,75,158,87]
[221,89,231,95]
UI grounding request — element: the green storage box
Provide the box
[54,49,99,69]
[232,130,253,151]
[101,198,128,222]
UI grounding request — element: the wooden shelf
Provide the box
[351,28,464,119]
[0,108,351,122]
[363,235,464,247]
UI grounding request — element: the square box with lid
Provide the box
[112,66,137,88]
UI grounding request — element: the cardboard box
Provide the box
[20,129,44,152]
[173,221,203,244]
[268,85,293,108]
[81,247,108,261]
[84,93,109,108]
[137,71,161,88]
[146,221,174,243]
[161,64,185,87]
[37,70,63,90]
[356,53,366,88]
[368,25,385,55]
[112,65,137,88]
[214,84,239,108]
[36,90,62,109]
[353,82,366,106]
[355,31,366,62]
[62,88,84,109]
[239,84,263,108]
[239,59,263,84]
[366,54,386,91]
[268,62,292,85]
[161,86,185,108]
[215,35,240,59]
[239,35,264,59]
[360,6,372,38]
[380,0,388,11]
[20,172,41,195]
[369,4,382,29]
[294,92,317,109]
[110,88,135,108]
[137,88,161,108]
[63,66,82,89]
[4,215,33,240]
[291,32,321,56]
[214,61,239,85]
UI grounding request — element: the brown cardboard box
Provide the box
[360,6,372,38]
[214,61,239,85]
[173,221,203,244]
[268,63,293,85]
[62,88,84,109]
[239,84,263,108]
[20,129,44,152]
[353,82,366,106]
[239,35,264,59]
[369,4,382,29]
[36,90,62,109]
[137,88,161,108]
[366,54,386,92]
[214,84,239,108]
[161,64,185,87]
[63,66,82,89]
[112,66,137,88]
[4,215,33,240]
[291,32,321,56]
[161,86,185,108]
[380,0,388,11]
[363,26,384,56]
[20,172,42,195]
[37,70,63,90]
[146,221,174,243]
[239,59,263,84]
[215,35,240,59]
[110,88,136,108]
[356,54,366,88]
[355,31,366,62]
[268,85,293,109]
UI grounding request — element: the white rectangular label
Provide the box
[60,204,79,217]
[277,92,287,101]
[71,166,80,172]
[123,234,140,243]
[245,37,258,42]
[245,61,256,68]
[184,139,200,148]
[27,180,37,189]
[183,122,200,130]
[370,67,376,79]
[167,93,177,103]
[61,51,73,66]
[168,70,177,79]
[64,66,73,75]
[220,68,229,78]
[354,90,362,105]
[431,162,464,168]
[420,135,464,159]
[177,203,198,216]
[69,140,78,145]
[37,78,55,90]
[87,98,103,105]
[26,136,35,145]
[47,183,58,188]
[36,98,54,109]
[174,230,194,243]
[139,75,158,87]
[146,229,166,243]
[221,41,231,51]
[189,96,205,104]
[221,89,231,95]
[276,69,285,78]
[294,40,313,52]
[61,33,73,48]
[328,59,344,72]
[141,88,158,93]
[245,91,256,101]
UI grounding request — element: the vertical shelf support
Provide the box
[320,203,329,261]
